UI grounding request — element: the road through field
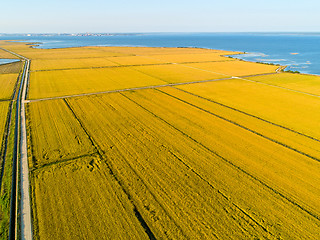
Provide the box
[20,59,32,240]
[1,47,33,240]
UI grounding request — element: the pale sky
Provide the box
[1,0,319,33]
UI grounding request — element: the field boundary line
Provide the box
[174,87,320,143]
[123,89,320,222]
[64,99,159,240]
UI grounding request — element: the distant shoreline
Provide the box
[3,38,320,77]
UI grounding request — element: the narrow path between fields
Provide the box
[20,59,33,240]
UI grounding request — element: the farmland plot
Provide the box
[178,79,320,139]
[150,53,236,63]
[6,42,319,239]
[107,55,168,66]
[32,156,149,240]
[0,61,22,74]
[28,67,166,99]
[0,73,19,100]
[185,60,278,76]
[26,99,95,168]
[123,88,320,217]
[132,64,227,83]
[0,102,9,148]
[0,49,17,59]
[30,58,119,71]
[247,72,320,95]
[160,86,320,160]
[98,46,219,56]
[10,47,131,60]
[66,93,320,239]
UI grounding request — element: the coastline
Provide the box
[1,33,318,75]
[5,39,320,78]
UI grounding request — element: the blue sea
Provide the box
[1,33,320,75]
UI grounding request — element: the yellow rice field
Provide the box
[160,86,320,161]
[32,157,149,240]
[106,55,168,65]
[0,74,19,100]
[65,92,320,239]
[0,49,17,59]
[95,46,226,55]
[131,64,227,83]
[30,57,119,71]
[28,67,166,99]
[123,88,320,214]
[26,99,95,168]
[0,61,22,74]
[178,79,320,139]
[149,53,236,63]
[2,46,131,60]
[0,102,9,148]
[185,60,278,76]
[247,72,320,95]
[2,42,318,239]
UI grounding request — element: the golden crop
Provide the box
[131,64,228,83]
[149,53,236,63]
[178,78,320,139]
[96,46,219,55]
[6,41,317,239]
[185,60,278,76]
[30,57,119,71]
[0,73,19,100]
[28,67,166,99]
[106,55,168,65]
[32,157,149,240]
[124,87,320,213]
[66,92,320,239]
[1,45,131,60]
[26,99,95,168]
[0,49,17,59]
[0,102,9,147]
[161,86,320,161]
[247,72,320,95]
[0,61,23,74]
